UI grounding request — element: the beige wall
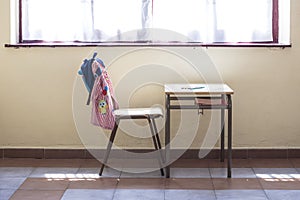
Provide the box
[0,0,300,149]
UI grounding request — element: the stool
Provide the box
[99,107,164,176]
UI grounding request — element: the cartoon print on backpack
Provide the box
[102,86,108,95]
[98,100,108,115]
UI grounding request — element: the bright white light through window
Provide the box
[22,0,275,43]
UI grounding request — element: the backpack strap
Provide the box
[87,90,92,105]
[92,52,97,59]
[85,52,98,105]
[78,52,106,106]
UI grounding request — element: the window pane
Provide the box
[93,0,150,41]
[153,0,207,42]
[215,0,273,42]
[153,0,273,43]
[23,0,93,42]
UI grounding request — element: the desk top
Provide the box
[164,83,234,95]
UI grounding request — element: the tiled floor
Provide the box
[0,158,300,200]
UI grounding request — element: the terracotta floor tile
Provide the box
[259,178,300,190]
[93,167,122,178]
[208,159,227,168]
[79,159,102,168]
[29,167,79,178]
[248,159,294,168]
[68,178,118,189]
[171,159,209,168]
[253,167,299,178]
[290,159,300,168]
[232,159,252,168]
[120,169,163,178]
[108,159,164,169]
[212,178,262,190]
[0,159,41,167]
[10,190,64,200]
[208,159,251,168]
[19,178,69,190]
[117,178,165,189]
[38,159,83,167]
[98,159,133,169]
[165,178,214,190]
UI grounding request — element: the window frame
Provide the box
[272,0,279,43]
[5,0,291,48]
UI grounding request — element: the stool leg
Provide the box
[99,120,119,176]
[152,118,162,150]
[151,118,164,163]
[152,118,165,175]
[147,117,164,176]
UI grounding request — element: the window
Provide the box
[18,0,289,46]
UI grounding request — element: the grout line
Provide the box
[262,188,271,200]
[111,171,122,200]
[208,167,213,179]
[212,190,218,200]
[163,181,166,200]
[210,173,218,200]
[7,176,28,199]
[206,163,217,199]
[253,166,270,200]
[290,159,297,169]
[27,166,35,178]
[251,167,258,178]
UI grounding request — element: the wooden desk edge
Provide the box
[165,91,234,95]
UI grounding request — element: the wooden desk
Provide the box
[164,83,234,178]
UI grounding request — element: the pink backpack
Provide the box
[90,60,119,130]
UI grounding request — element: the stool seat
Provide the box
[114,107,163,119]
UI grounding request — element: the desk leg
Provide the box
[227,94,232,178]
[165,94,170,178]
[221,94,225,162]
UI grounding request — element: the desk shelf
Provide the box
[195,98,228,106]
